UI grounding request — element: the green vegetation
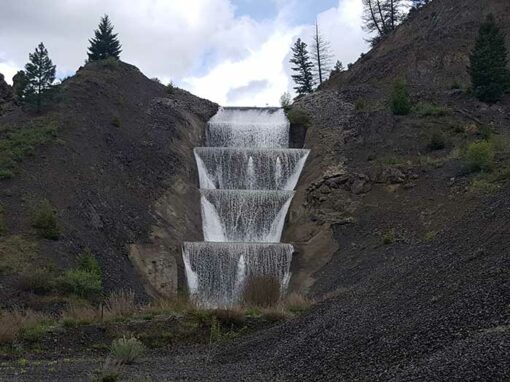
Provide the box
[111,117,121,128]
[0,235,38,275]
[383,229,396,245]
[463,141,495,173]
[18,268,57,294]
[166,82,175,95]
[424,231,438,242]
[290,38,315,95]
[390,79,412,115]
[110,336,145,364]
[57,251,102,298]
[469,14,510,103]
[355,98,366,111]
[428,131,447,151]
[31,199,59,240]
[280,92,292,110]
[413,102,451,118]
[0,205,6,235]
[286,108,310,127]
[0,116,58,179]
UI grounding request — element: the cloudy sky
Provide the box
[0,0,368,106]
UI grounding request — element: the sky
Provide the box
[0,0,369,106]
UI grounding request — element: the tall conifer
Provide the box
[290,38,315,95]
[87,15,122,62]
[24,42,56,111]
[469,14,510,103]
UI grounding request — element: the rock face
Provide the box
[0,61,217,301]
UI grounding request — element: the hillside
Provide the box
[0,60,217,308]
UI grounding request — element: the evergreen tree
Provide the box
[24,43,56,112]
[290,38,315,95]
[87,15,122,62]
[333,60,345,73]
[469,14,510,103]
[311,21,333,85]
[12,70,29,103]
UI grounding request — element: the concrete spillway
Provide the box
[183,107,309,307]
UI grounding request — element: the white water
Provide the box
[182,242,293,308]
[194,148,310,190]
[201,190,295,242]
[183,107,309,307]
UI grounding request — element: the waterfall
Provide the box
[184,107,310,307]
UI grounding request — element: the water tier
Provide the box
[207,108,289,148]
[200,189,294,243]
[194,148,310,190]
[183,242,293,308]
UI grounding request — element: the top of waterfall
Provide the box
[209,107,289,126]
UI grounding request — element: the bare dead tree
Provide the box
[311,21,333,85]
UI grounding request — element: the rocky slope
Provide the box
[0,60,217,306]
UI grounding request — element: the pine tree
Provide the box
[24,43,56,112]
[87,15,122,62]
[12,70,29,103]
[290,38,315,95]
[311,21,333,85]
[333,60,345,73]
[469,14,510,103]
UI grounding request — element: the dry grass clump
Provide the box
[211,307,246,326]
[61,304,101,325]
[282,292,312,314]
[104,290,137,319]
[0,309,50,343]
[242,275,281,308]
[142,295,192,315]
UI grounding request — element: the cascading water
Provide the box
[183,107,310,307]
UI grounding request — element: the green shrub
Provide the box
[0,205,6,235]
[390,79,412,115]
[58,250,102,298]
[31,199,59,240]
[464,141,495,172]
[280,92,292,110]
[110,336,145,365]
[286,108,310,127]
[80,249,102,276]
[428,131,446,151]
[0,170,13,179]
[166,82,175,95]
[58,270,102,298]
[111,117,121,128]
[383,229,396,245]
[413,102,451,117]
[355,98,366,111]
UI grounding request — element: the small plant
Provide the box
[242,275,281,308]
[424,231,438,242]
[93,357,123,382]
[450,81,462,90]
[58,270,102,298]
[428,131,446,151]
[0,309,51,344]
[280,92,292,110]
[0,205,6,235]
[355,98,366,111]
[283,292,312,314]
[111,117,121,128]
[110,336,145,365]
[390,79,411,116]
[166,82,175,95]
[464,141,495,173]
[413,102,451,117]
[62,304,100,326]
[31,199,59,240]
[383,229,396,245]
[286,108,310,127]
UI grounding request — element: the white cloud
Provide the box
[0,0,368,105]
